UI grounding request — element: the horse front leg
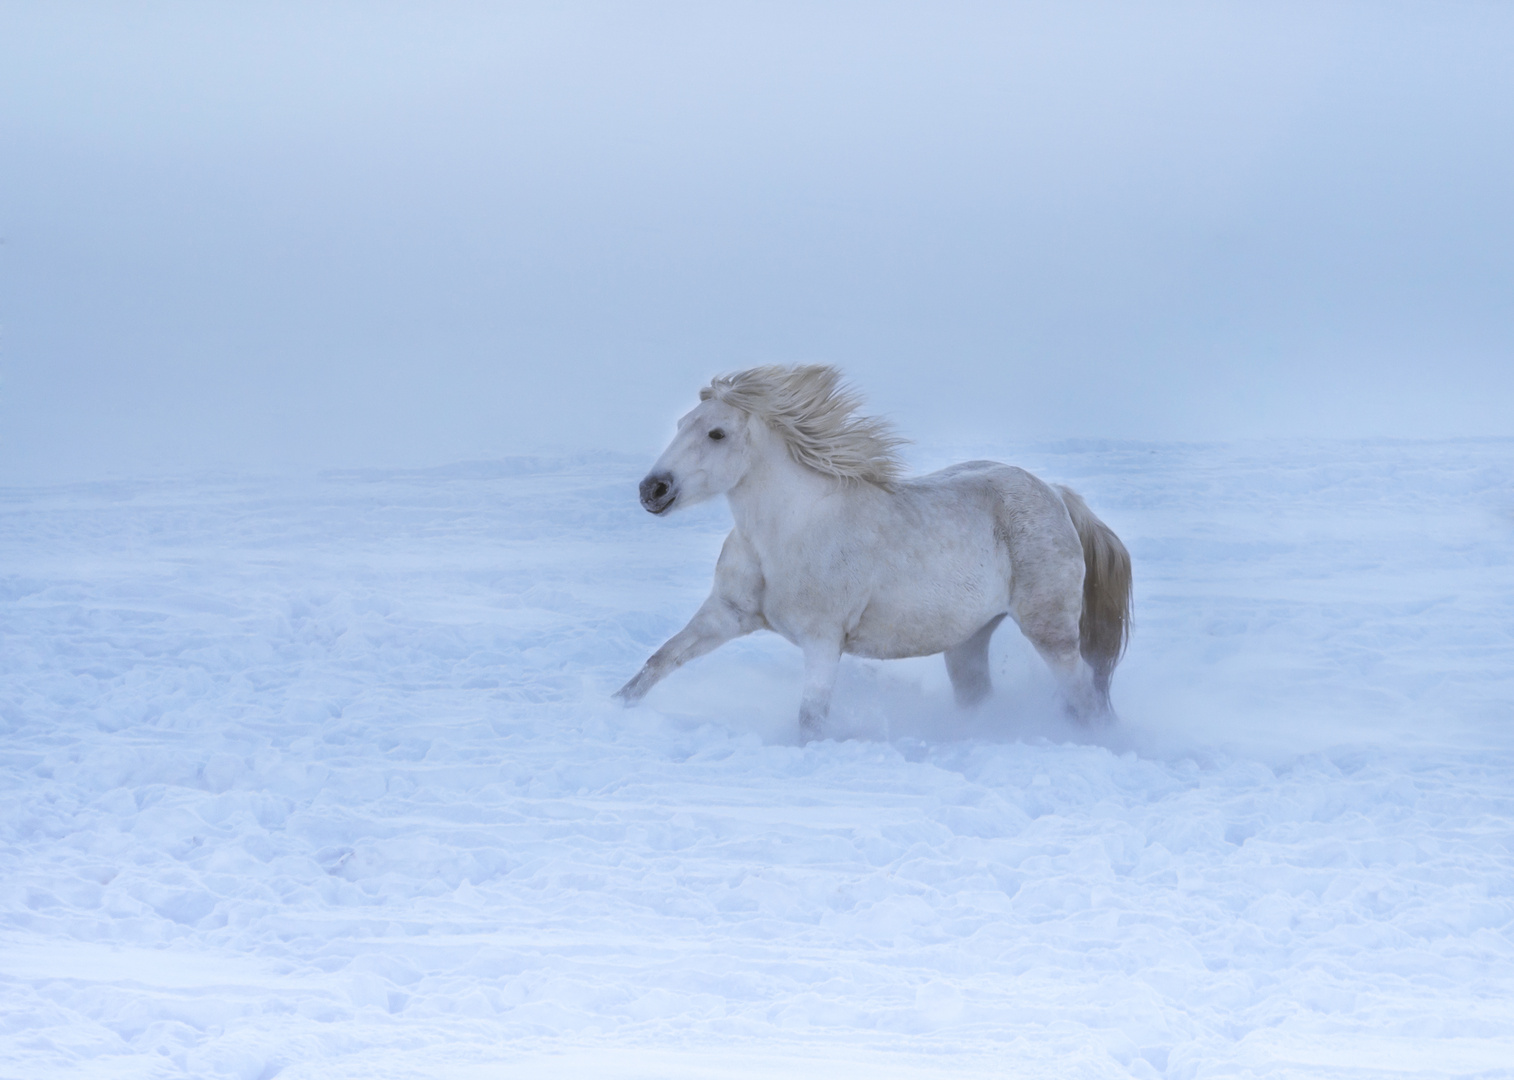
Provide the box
[617,530,764,706]
[615,597,752,705]
[798,639,842,741]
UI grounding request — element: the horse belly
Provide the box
[844,563,1007,660]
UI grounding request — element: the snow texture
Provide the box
[2,440,1512,1079]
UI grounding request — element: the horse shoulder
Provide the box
[711,529,766,627]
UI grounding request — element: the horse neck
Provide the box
[724,421,843,543]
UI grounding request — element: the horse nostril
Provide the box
[639,472,676,512]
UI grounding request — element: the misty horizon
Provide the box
[3,2,1512,483]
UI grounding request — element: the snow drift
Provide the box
[2,439,1511,1079]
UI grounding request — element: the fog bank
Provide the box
[3,2,1512,482]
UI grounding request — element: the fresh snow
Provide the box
[2,439,1512,1079]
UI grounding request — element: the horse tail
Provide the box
[1056,485,1132,705]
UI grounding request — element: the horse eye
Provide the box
[708,429,726,441]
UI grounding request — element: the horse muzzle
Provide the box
[639,472,677,514]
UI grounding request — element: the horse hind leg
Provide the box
[944,615,1005,708]
[1019,608,1112,726]
[1042,650,1110,725]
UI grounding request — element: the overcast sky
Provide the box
[3,1,1512,482]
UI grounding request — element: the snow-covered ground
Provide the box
[2,439,1512,1079]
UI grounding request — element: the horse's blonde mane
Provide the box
[700,365,907,489]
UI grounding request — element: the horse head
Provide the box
[638,395,754,515]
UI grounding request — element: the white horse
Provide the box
[616,365,1131,739]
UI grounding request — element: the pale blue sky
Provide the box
[3,2,1511,481]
